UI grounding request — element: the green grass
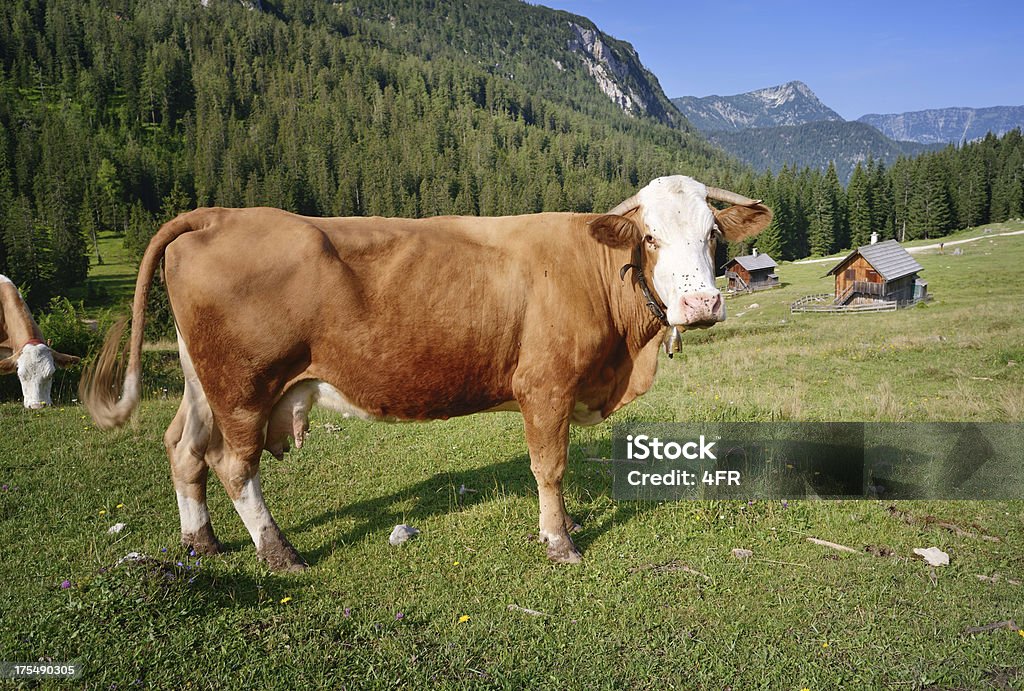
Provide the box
[1,226,1023,688]
[65,230,138,312]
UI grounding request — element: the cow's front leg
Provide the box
[519,396,581,564]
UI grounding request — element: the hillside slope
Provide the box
[347,0,685,127]
[708,121,936,182]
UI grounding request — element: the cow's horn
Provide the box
[607,194,640,216]
[706,187,762,206]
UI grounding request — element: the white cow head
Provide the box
[590,176,772,327]
[1,340,80,409]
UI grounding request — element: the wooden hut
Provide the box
[824,238,927,306]
[723,249,780,293]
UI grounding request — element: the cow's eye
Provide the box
[644,234,658,247]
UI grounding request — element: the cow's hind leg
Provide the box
[165,329,225,554]
[164,385,222,555]
[518,394,581,564]
[207,416,307,572]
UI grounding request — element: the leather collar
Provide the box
[619,244,669,326]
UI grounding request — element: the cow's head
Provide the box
[0,340,80,409]
[590,176,771,328]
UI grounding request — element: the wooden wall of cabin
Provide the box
[728,264,752,289]
[887,275,916,302]
[748,268,774,287]
[834,256,882,297]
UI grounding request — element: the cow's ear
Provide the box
[52,351,80,368]
[714,203,773,242]
[588,214,643,249]
[0,353,17,374]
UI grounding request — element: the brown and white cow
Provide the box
[82,175,770,570]
[0,275,80,408]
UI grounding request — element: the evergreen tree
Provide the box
[3,196,53,307]
[909,154,952,239]
[79,187,102,265]
[809,163,841,255]
[869,160,894,240]
[846,162,872,248]
[0,122,11,276]
[42,185,88,294]
[956,151,989,229]
[890,158,914,242]
[773,164,805,260]
[990,135,1023,221]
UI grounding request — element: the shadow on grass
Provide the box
[91,554,296,611]
[287,440,652,566]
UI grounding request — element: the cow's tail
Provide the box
[81,210,208,429]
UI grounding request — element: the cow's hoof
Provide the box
[544,536,585,560]
[182,524,223,556]
[258,534,308,572]
[546,541,583,564]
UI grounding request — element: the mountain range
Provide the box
[671,81,1024,181]
[858,106,1024,145]
[671,81,842,132]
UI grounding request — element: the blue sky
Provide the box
[535,1,1024,119]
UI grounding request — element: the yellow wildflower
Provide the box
[280,596,292,604]
[458,615,470,623]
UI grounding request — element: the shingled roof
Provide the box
[825,239,922,281]
[724,252,777,272]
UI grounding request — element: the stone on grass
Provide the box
[913,546,950,566]
[389,524,420,546]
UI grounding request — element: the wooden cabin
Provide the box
[825,238,927,306]
[723,249,780,293]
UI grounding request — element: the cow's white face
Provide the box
[589,175,773,329]
[637,176,724,327]
[16,343,58,409]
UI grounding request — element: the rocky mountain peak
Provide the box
[567,21,648,116]
[671,81,843,132]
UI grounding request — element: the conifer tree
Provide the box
[809,163,841,256]
[869,160,894,239]
[890,158,914,242]
[846,162,872,248]
[909,154,952,239]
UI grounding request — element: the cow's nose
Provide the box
[27,401,48,410]
[678,291,724,327]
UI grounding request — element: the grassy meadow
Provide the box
[1,221,1023,688]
